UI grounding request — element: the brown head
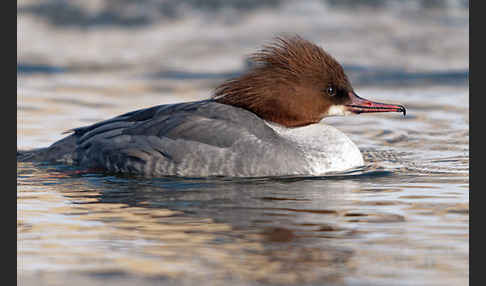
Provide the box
[213,35,405,127]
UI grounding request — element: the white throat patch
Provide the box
[325,105,353,117]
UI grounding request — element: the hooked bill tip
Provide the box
[400,105,406,117]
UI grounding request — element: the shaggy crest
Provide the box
[212,35,353,127]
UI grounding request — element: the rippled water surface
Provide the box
[18,1,468,285]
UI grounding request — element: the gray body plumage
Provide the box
[18,100,311,177]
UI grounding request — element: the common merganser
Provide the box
[18,36,406,177]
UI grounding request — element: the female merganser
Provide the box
[18,36,406,177]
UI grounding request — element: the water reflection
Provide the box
[18,160,468,285]
[19,163,362,284]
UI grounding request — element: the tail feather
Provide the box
[17,134,78,163]
[18,149,42,161]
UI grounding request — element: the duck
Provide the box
[18,35,406,177]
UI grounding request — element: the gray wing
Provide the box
[71,101,307,177]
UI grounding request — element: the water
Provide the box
[18,1,469,285]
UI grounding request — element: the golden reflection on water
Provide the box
[18,159,468,286]
[18,164,361,285]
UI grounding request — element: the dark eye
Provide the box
[326,86,335,96]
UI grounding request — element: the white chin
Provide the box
[325,105,353,116]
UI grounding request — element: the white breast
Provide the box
[265,121,364,175]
